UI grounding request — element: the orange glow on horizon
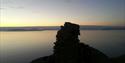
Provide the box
[0,21,118,27]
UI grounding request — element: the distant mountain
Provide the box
[0,26,125,31]
[80,26,125,30]
[0,26,60,31]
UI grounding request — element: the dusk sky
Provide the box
[0,0,125,27]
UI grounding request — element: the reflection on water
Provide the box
[80,30,125,57]
[0,30,125,63]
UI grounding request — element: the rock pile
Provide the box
[31,22,109,63]
[54,22,80,63]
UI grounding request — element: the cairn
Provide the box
[31,22,109,63]
[54,22,80,63]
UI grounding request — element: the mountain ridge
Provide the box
[0,26,125,31]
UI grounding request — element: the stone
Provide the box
[31,22,109,63]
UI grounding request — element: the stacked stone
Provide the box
[30,22,109,63]
[54,22,80,63]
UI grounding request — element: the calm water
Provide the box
[0,30,125,63]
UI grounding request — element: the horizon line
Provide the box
[0,25,125,28]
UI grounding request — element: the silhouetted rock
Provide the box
[110,54,125,63]
[30,22,109,63]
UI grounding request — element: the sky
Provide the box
[0,0,125,27]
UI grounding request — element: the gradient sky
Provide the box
[0,0,125,27]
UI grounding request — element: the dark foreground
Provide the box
[31,55,125,63]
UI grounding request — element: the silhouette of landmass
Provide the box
[30,22,110,63]
[110,54,125,63]
[0,26,125,31]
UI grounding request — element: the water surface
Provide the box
[0,30,125,63]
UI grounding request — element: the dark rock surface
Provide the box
[110,54,125,63]
[30,22,109,63]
